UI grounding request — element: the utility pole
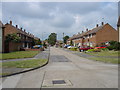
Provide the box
[63,32,64,48]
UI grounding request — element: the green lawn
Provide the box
[2,59,48,68]
[87,57,119,64]
[86,50,119,57]
[0,51,40,60]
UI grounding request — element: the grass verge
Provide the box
[86,50,119,57]
[0,51,40,60]
[2,59,48,68]
[87,57,119,64]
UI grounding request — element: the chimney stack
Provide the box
[96,24,99,27]
[24,29,26,32]
[82,31,84,33]
[86,28,88,32]
[21,27,22,30]
[16,25,18,28]
[101,22,104,25]
[10,21,12,25]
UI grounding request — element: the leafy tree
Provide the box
[32,39,42,46]
[107,41,120,51]
[5,34,20,43]
[70,40,73,46]
[63,35,69,44]
[48,33,57,46]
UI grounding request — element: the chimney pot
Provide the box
[24,29,26,32]
[10,21,12,25]
[16,25,18,28]
[101,22,104,25]
[86,28,88,31]
[96,24,99,27]
[82,31,84,33]
[21,27,22,30]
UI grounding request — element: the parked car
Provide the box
[67,46,75,49]
[79,47,93,52]
[33,45,42,49]
[64,45,70,48]
[95,45,107,49]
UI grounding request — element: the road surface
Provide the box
[1,47,118,89]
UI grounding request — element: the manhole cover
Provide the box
[52,80,66,84]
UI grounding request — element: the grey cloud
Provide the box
[1,2,118,40]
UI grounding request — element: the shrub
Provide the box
[70,47,77,51]
[107,45,114,50]
[93,49,101,52]
[107,41,120,51]
[100,48,109,51]
[87,49,95,52]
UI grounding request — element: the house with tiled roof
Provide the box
[2,20,40,52]
[67,22,118,47]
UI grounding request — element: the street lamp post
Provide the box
[63,32,64,49]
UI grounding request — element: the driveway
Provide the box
[1,47,118,89]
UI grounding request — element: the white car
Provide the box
[67,46,75,49]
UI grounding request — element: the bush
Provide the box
[87,49,95,52]
[87,49,101,52]
[107,41,120,51]
[100,48,109,51]
[107,45,114,50]
[93,49,101,52]
[70,47,77,51]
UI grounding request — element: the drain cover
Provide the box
[52,80,66,84]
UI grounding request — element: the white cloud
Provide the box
[1,2,118,40]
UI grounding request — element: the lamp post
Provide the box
[63,32,64,49]
[42,32,46,46]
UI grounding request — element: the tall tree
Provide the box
[63,35,69,44]
[48,33,57,46]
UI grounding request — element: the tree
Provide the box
[107,41,120,51]
[48,33,57,46]
[5,33,20,43]
[63,35,69,44]
[70,40,73,46]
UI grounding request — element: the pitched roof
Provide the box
[87,25,104,35]
[117,16,120,26]
[68,23,108,40]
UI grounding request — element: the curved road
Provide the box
[1,47,118,88]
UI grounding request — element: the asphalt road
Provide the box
[1,47,118,89]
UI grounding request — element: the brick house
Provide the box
[117,16,120,42]
[67,22,118,47]
[2,20,40,52]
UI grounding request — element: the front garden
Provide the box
[0,51,40,60]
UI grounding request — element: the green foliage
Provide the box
[63,35,69,44]
[70,47,77,51]
[87,49,95,52]
[93,49,101,52]
[48,33,57,46]
[70,40,73,46]
[5,34,20,43]
[43,42,47,48]
[2,59,48,68]
[87,49,101,52]
[100,48,109,51]
[0,51,39,60]
[107,41,120,51]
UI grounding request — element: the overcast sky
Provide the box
[1,2,118,40]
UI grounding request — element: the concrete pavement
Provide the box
[1,47,118,89]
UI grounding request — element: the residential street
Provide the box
[1,47,118,89]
